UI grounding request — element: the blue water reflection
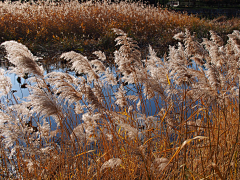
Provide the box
[1,60,162,137]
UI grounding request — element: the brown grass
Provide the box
[0,0,239,57]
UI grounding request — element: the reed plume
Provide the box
[1,41,44,77]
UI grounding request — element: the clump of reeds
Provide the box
[1,0,239,58]
[0,29,239,179]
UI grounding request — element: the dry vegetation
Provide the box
[0,0,239,58]
[0,26,240,179]
[0,1,240,180]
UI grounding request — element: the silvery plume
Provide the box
[1,40,44,77]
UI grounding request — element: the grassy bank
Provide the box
[0,0,239,59]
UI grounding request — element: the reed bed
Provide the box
[0,26,239,179]
[0,0,239,58]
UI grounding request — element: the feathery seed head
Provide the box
[210,30,224,46]
[151,157,171,173]
[114,85,127,108]
[0,69,12,96]
[61,51,99,82]
[1,41,43,77]
[173,32,185,41]
[100,158,122,172]
[119,123,139,140]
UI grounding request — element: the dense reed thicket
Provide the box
[0,0,240,58]
[0,26,239,179]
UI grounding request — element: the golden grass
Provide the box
[0,0,239,57]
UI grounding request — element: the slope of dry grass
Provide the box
[0,0,239,58]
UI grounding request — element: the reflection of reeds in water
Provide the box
[0,29,239,179]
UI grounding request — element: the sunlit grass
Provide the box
[0,27,239,179]
[0,0,239,58]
